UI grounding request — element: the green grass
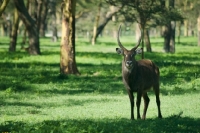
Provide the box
[0,36,200,132]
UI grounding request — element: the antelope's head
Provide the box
[116,25,142,70]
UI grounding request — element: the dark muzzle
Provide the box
[126,61,133,69]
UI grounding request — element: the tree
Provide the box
[198,14,200,46]
[9,7,19,52]
[39,0,49,37]
[95,5,122,39]
[14,0,41,55]
[48,0,58,41]
[91,1,102,45]
[60,0,80,75]
[107,0,164,58]
[160,0,184,53]
[162,0,175,53]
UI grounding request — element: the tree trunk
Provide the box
[60,0,80,75]
[21,0,29,48]
[9,7,19,52]
[163,0,175,53]
[95,6,122,39]
[163,24,171,52]
[177,21,181,44]
[170,21,175,53]
[14,0,41,55]
[144,28,151,52]
[36,0,43,33]
[91,2,101,45]
[52,13,58,42]
[21,28,27,48]
[184,20,188,37]
[169,0,175,53]
[198,15,200,46]
[40,0,49,37]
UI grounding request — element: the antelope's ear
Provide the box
[116,48,123,55]
[135,48,142,54]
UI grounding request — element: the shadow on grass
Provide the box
[0,51,200,96]
[1,116,200,133]
[0,62,200,96]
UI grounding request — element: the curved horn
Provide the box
[117,24,126,50]
[131,31,142,51]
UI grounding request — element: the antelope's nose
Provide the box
[126,61,133,67]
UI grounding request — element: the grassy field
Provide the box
[0,35,200,133]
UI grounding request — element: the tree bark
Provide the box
[36,0,43,33]
[91,1,101,45]
[40,0,49,37]
[183,0,188,37]
[169,0,175,53]
[144,28,151,52]
[94,5,122,40]
[177,21,181,44]
[21,0,29,47]
[170,21,175,53]
[60,0,80,75]
[9,7,19,52]
[52,13,58,42]
[14,0,41,55]
[198,15,200,46]
[163,0,175,53]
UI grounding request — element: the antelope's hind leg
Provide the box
[153,84,162,118]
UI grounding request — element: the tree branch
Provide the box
[0,0,10,15]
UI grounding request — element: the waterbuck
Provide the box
[116,25,162,120]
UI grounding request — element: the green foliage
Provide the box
[0,36,200,132]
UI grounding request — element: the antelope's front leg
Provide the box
[136,91,142,119]
[127,90,134,120]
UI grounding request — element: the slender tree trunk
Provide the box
[198,14,200,46]
[60,0,79,75]
[9,7,19,52]
[21,0,29,47]
[95,6,122,39]
[163,0,175,53]
[40,0,49,37]
[169,0,176,53]
[169,0,175,53]
[144,28,151,52]
[21,28,27,48]
[163,24,171,52]
[184,20,188,37]
[91,1,101,45]
[170,21,175,53]
[177,21,181,44]
[14,0,40,55]
[52,13,58,42]
[36,0,43,33]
